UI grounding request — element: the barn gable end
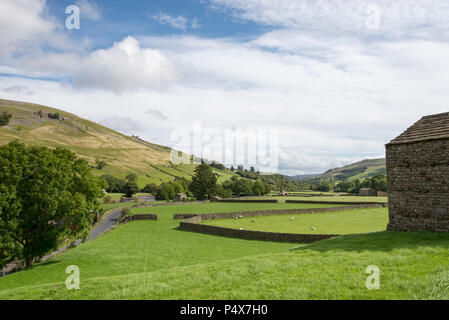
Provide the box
[386,112,449,232]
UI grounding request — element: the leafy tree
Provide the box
[100,175,126,193]
[252,180,267,196]
[214,184,233,198]
[141,183,158,194]
[126,173,138,183]
[250,166,255,172]
[156,183,175,200]
[0,112,12,126]
[189,164,217,200]
[123,181,139,198]
[47,112,60,120]
[95,159,107,170]
[0,141,104,268]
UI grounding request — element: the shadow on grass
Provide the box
[294,231,449,253]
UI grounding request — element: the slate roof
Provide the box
[387,112,449,145]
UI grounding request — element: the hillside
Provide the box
[0,99,238,186]
[304,158,386,182]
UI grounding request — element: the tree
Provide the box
[141,183,158,194]
[47,112,60,120]
[123,181,139,198]
[252,180,266,196]
[250,166,255,172]
[0,112,12,126]
[95,159,107,170]
[189,164,217,200]
[101,174,126,193]
[156,183,175,200]
[126,173,138,183]
[0,141,104,268]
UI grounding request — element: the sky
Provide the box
[1,0,449,175]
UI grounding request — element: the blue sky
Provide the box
[1,0,449,174]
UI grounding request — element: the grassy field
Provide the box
[202,207,389,234]
[275,196,388,203]
[1,201,448,300]
[129,202,346,216]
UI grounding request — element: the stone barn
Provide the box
[386,112,449,232]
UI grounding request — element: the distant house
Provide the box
[174,193,187,201]
[278,190,288,196]
[386,112,449,232]
[359,188,377,196]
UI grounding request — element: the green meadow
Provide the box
[1,201,448,300]
[202,207,389,235]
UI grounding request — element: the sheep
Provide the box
[311,227,316,231]
[290,217,295,221]
[251,219,256,223]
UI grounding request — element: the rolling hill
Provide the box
[0,99,238,187]
[303,158,386,182]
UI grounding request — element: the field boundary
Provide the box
[173,204,383,220]
[285,200,388,205]
[214,199,278,203]
[121,214,158,223]
[177,204,384,243]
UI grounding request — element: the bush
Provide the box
[96,159,107,170]
[102,195,113,204]
[47,112,60,120]
[0,112,12,126]
[120,207,131,220]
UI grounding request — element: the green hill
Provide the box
[0,99,238,187]
[305,158,386,182]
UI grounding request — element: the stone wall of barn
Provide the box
[386,138,449,232]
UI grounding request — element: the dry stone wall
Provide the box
[173,204,384,221]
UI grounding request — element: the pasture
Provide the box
[202,207,389,234]
[1,200,448,300]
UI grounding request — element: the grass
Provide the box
[0,207,294,298]
[130,202,346,216]
[1,229,448,299]
[1,201,448,300]
[276,196,388,203]
[202,207,389,234]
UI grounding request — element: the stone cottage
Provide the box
[174,193,187,201]
[386,112,449,232]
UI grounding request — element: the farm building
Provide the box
[174,193,187,201]
[386,112,449,232]
[359,188,377,196]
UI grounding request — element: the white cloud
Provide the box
[152,12,200,31]
[0,0,59,58]
[210,0,449,38]
[71,36,178,92]
[76,0,102,21]
[2,85,34,95]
